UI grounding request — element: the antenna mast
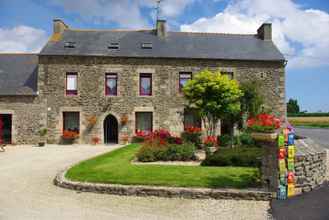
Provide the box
[156,0,162,21]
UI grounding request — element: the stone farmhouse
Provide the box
[0,19,286,145]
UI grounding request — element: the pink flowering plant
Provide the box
[135,129,196,162]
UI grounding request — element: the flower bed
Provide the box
[136,129,196,162]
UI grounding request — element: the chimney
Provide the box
[257,23,272,40]
[156,19,167,38]
[53,19,69,35]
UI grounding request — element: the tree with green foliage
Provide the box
[240,80,264,118]
[183,69,243,137]
[287,98,300,114]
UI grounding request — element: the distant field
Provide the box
[288,117,329,128]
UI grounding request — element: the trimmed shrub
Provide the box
[166,143,196,161]
[239,132,256,147]
[201,147,263,167]
[131,136,145,143]
[136,143,196,162]
[181,129,202,148]
[218,134,234,147]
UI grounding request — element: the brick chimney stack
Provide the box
[257,23,272,40]
[53,19,69,35]
[156,19,167,38]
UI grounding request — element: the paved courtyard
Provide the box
[0,145,270,220]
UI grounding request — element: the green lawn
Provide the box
[66,144,260,188]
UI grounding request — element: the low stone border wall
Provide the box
[54,169,272,201]
[295,138,327,194]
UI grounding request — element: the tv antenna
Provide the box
[155,0,162,20]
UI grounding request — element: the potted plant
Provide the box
[38,128,48,147]
[120,134,129,145]
[247,113,281,141]
[91,136,100,145]
[203,135,218,156]
[120,114,128,125]
[87,115,97,128]
[62,130,79,144]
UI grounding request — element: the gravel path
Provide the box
[0,145,270,220]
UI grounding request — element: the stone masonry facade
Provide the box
[0,20,286,145]
[38,56,285,144]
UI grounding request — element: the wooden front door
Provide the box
[0,114,12,144]
[104,114,118,144]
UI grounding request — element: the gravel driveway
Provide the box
[0,145,270,220]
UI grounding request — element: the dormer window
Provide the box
[64,42,76,48]
[108,42,120,50]
[141,43,152,49]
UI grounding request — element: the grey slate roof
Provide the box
[0,54,38,96]
[40,29,285,61]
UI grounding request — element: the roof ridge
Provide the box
[67,28,255,36]
[68,28,153,32]
[0,53,38,55]
[170,31,256,36]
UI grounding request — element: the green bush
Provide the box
[218,134,235,147]
[131,136,145,143]
[218,132,257,148]
[239,132,256,147]
[136,143,196,162]
[201,147,263,167]
[181,131,202,148]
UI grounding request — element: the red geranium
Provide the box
[204,136,218,147]
[62,130,79,139]
[184,126,202,133]
[247,113,281,132]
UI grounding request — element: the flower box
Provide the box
[250,132,278,142]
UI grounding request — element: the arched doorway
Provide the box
[103,114,118,144]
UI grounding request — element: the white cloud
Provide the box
[0,26,48,53]
[181,0,329,69]
[159,0,195,17]
[51,0,195,29]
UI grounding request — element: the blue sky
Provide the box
[0,0,328,112]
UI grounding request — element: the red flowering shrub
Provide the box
[204,136,218,148]
[181,126,202,148]
[136,129,196,162]
[131,130,150,143]
[247,113,281,133]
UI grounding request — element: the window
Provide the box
[179,72,192,92]
[140,73,152,96]
[184,109,201,129]
[108,42,119,50]
[141,42,152,49]
[63,112,80,133]
[105,73,118,96]
[222,72,233,80]
[135,112,153,133]
[66,73,78,95]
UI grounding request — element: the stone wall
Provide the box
[39,56,285,144]
[0,64,47,144]
[294,138,327,194]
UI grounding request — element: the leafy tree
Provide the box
[287,98,300,114]
[240,80,264,118]
[183,69,243,137]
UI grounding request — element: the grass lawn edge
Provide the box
[64,144,261,189]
